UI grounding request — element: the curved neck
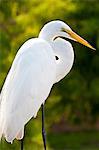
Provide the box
[50,38,74,83]
[39,22,74,83]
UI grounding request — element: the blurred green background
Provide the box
[0,0,99,149]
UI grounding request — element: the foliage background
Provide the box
[0,0,99,149]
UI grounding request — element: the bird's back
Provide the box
[0,38,56,142]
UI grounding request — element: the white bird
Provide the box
[0,20,95,147]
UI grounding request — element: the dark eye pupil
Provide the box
[55,56,59,60]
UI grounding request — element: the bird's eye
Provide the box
[55,56,59,60]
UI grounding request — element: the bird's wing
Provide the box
[0,38,56,142]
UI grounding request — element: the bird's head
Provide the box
[39,20,95,50]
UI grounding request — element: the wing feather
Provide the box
[0,38,56,142]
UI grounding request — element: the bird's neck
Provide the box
[39,31,56,42]
[39,32,74,83]
[50,39,74,83]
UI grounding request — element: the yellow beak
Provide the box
[64,29,96,50]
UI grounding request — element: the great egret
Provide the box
[0,20,95,150]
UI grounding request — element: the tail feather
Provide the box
[16,127,24,140]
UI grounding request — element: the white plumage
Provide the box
[0,38,57,142]
[0,20,94,143]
